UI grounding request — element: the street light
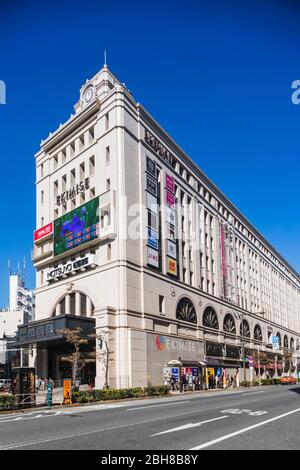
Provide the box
[233,310,247,386]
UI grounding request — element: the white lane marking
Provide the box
[221,409,268,416]
[127,400,190,411]
[151,416,228,436]
[190,407,300,450]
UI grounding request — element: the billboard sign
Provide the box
[272,336,280,350]
[147,247,159,268]
[146,192,159,214]
[165,190,175,209]
[167,240,177,259]
[145,173,157,197]
[166,207,176,226]
[34,222,53,241]
[54,197,99,256]
[167,257,177,276]
[165,174,175,193]
[147,227,159,250]
[146,156,156,176]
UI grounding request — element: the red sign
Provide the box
[166,190,175,208]
[34,222,53,241]
[165,174,175,193]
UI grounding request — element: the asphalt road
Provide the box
[0,385,300,450]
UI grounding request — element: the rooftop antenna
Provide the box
[23,256,26,284]
[104,49,107,68]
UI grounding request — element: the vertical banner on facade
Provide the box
[220,223,227,298]
[165,173,177,277]
[166,174,175,193]
[145,156,160,270]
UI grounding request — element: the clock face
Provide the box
[85,87,94,103]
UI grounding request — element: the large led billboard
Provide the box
[54,197,99,256]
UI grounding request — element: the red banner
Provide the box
[34,222,53,241]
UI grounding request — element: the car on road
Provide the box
[0,379,12,392]
[280,376,297,385]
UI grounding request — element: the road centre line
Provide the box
[151,416,228,436]
[190,407,300,450]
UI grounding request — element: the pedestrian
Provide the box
[48,377,54,388]
[44,377,48,390]
[35,376,41,392]
[170,375,176,391]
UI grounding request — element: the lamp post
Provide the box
[234,310,247,386]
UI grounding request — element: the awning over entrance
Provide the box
[14,315,95,347]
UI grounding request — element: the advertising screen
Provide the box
[54,197,99,256]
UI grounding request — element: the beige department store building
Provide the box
[16,65,300,388]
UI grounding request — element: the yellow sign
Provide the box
[207,368,215,377]
[167,258,177,276]
[63,379,72,405]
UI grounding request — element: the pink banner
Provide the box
[166,190,175,208]
[165,174,175,193]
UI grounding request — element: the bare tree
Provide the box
[89,329,113,389]
[58,327,89,386]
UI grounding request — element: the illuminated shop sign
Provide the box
[146,192,159,214]
[167,224,175,241]
[147,227,159,250]
[146,156,156,176]
[167,240,177,259]
[166,207,176,226]
[167,257,177,276]
[147,247,159,268]
[34,222,53,241]
[165,190,175,209]
[155,335,201,353]
[165,174,175,193]
[145,173,157,197]
[46,254,98,281]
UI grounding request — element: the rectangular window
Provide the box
[105,113,109,131]
[106,146,110,164]
[41,190,44,205]
[106,178,110,191]
[107,243,111,260]
[159,295,165,314]
[40,164,44,178]
[41,217,44,227]
[89,155,95,176]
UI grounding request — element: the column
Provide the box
[65,294,71,315]
[75,292,81,316]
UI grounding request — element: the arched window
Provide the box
[290,337,294,350]
[176,298,197,323]
[240,319,250,338]
[203,307,219,330]
[284,335,288,348]
[254,324,262,341]
[52,292,95,317]
[276,332,282,347]
[223,314,236,334]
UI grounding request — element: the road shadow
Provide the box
[284,385,300,395]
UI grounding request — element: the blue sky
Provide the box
[0,0,300,306]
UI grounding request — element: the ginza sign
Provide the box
[46,254,97,281]
[56,177,90,206]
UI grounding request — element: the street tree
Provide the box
[58,327,90,386]
[89,329,113,389]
